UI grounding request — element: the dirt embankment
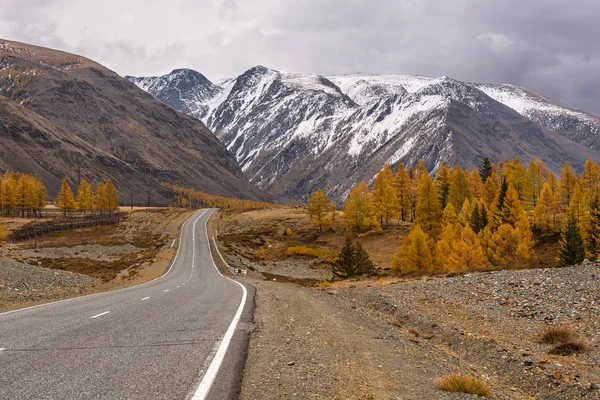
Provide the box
[0,207,193,312]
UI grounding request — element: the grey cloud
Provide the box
[0,0,598,113]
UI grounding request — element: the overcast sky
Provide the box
[1,0,599,113]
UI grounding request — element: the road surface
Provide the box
[0,209,253,399]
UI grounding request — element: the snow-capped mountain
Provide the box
[127,67,600,201]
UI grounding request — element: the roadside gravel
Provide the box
[241,262,600,399]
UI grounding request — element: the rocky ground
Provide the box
[0,208,193,312]
[238,262,600,399]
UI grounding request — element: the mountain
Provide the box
[128,67,600,202]
[0,39,272,204]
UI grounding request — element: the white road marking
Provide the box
[0,348,6,351]
[171,239,176,248]
[176,286,180,288]
[141,297,150,301]
[190,210,248,400]
[90,311,110,319]
[164,289,170,292]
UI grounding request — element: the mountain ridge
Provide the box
[128,66,600,201]
[0,39,272,203]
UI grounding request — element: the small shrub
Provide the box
[537,326,578,344]
[548,341,590,356]
[435,373,491,397]
[286,246,337,262]
[317,279,329,288]
[283,227,293,236]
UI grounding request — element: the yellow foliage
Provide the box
[392,224,433,272]
[0,222,6,241]
[344,181,376,232]
[415,172,442,239]
[163,182,278,210]
[286,246,337,262]
[306,190,334,233]
[487,223,532,268]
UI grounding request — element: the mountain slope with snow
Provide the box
[128,68,600,201]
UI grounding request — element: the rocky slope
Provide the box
[0,39,272,203]
[129,67,600,202]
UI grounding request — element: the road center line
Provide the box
[164,289,170,292]
[90,311,110,319]
[0,348,6,351]
[141,297,150,301]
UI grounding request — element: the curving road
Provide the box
[0,209,252,400]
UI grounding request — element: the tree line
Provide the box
[164,183,280,210]
[55,178,119,216]
[0,171,47,218]
[306,157,600,272]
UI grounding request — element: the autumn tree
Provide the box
[557,212,586,267]
[448,166,472,210]
[446,225,489,271]
[307,190,333,233]
[103,179,119,213]
[487,224,532,268]
[585,196,600,260]
[372,164,398,227]
[55,178,76,217]
[392,225,433,272]
[442,203,458,226]
[483,173,499,207]
[0,222,5,241]
[76,179,94,214]
[435,223,462,269]
[344,181,376,232]
[558,162,577,210]
[393,163,412,222]
[579,157,600,195]
[415,172,442,239]
[458,199,471,227]
[524,158,549,210]
[533,182,557,234]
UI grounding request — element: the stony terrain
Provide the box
[0,208,193,312]
[239,261,600,399]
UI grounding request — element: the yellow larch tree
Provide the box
[344,181,376,232]
[392,224,433,272]
[467,167,484,199]
[442,203,458,226]
[306,190,333,233]
[393,163,412,222]
[482,173,499,207]
[372,164,398,227]
[76,179,94,214]
[55,178,76,217]
[458,198,471,227]
[533,182,557,234]
[434,222,462,269]
[558,161,578,211]
[579,157,600,195]
[446,225,489,271]
[487,223,532,268]
[415,172,442,239]
[448,166,472,210]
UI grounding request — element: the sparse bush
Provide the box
[537,326,578,344]
[286,246,336,262]
[317,279,330,288]
[548,341,590,356]
[435,373,491,397]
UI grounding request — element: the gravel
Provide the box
[241,262,600,399]
[16,244,140,262]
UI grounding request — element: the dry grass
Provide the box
[435,373,491,397]
[548,341,590,356]
[286,246,337,262]
[537,326,579,344]
[317,279,330,288]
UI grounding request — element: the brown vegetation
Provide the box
[537,326,579,344]
[435,373,491,397]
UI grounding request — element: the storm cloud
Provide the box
[1,0,599,113]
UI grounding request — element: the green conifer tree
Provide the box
[557,213,586,267]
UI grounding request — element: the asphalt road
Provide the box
[0,209,252,400]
